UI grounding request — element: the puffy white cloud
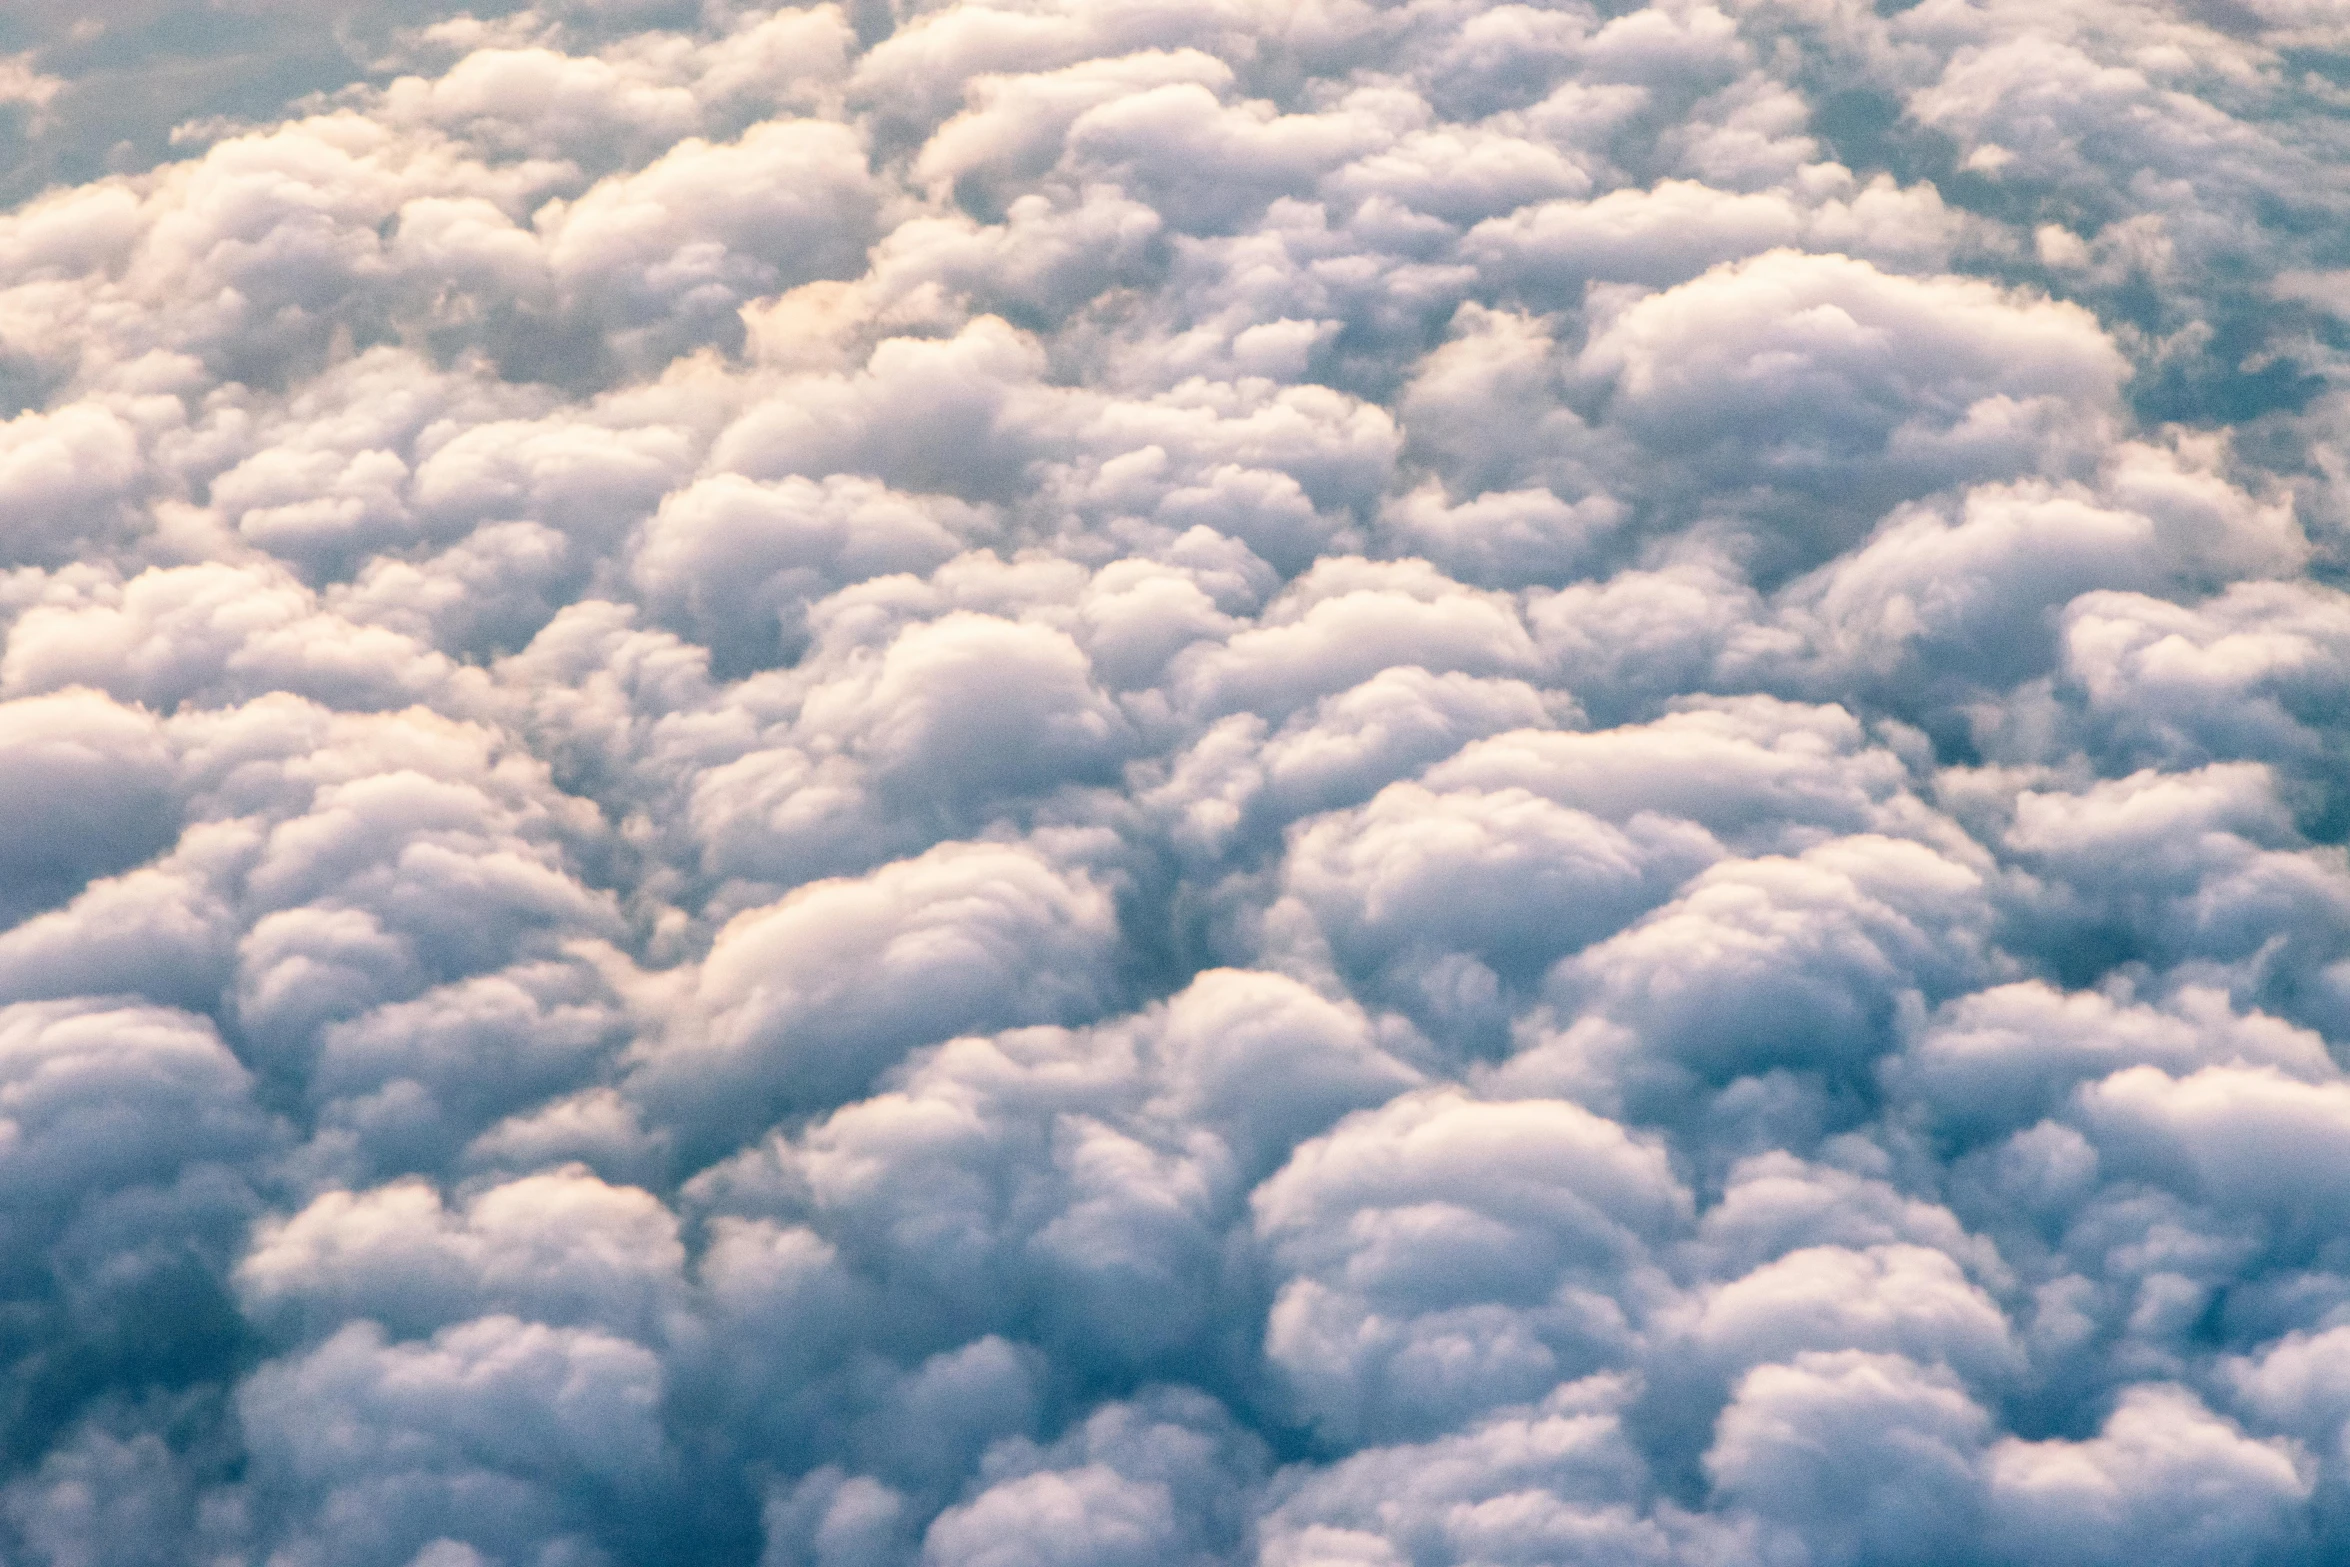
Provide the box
[1985,1384,2312,1567]
[2073,1065,2350,1245]
[1251,667,1562,816]
[0,997,274,1471]
[1690,1149,2002,1278]
[912,49,1237,199]
[217,718,623,1069]
[1892,981,2338,1149]
[0,689,177,923]
[0,563,464,713]
[542,117,881,358]
[917,1391,1264,1567]
[695,965,1415,1363]
[1174,558,1537,722]
[1388,304,1606,504]
[0,403,148,567]
[1518,833,1995,1115]
[0,0,2348,1562]
[1687,1242,2018,1383]
[1575,248,2127,568]
[673,601,1139,889]
[1,1424,240,1567]
[1279,779,1718,1044]
[2056,578,2350,778]
[409,408,700,548]
[239,1314,673,1567]
[1768,440,2307,698]
[1255,1375,1676,1567]
[238,1166,687,1344]
[635,837,1125,1138]
[1706,1350,1991,1567]
[1251,1089,1689,1441]
[1139,967,1421,1179]
[0,998,270,1225]
[632,474,987,671]
[1422,695,1935,853]
[1467,171,1955,298]
[796,611,1132,801]
[300,960,634,1179]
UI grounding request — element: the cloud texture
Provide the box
[2,0,2349,1561]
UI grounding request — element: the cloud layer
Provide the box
[2,0,2350,1562]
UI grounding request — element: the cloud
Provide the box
[1985,1384,2312,1567]
[913,1391,1264,1567]
[1254,1374,1676,1567]
[634,837,1126,1142]
[2,0,2350,1563]
[1707,1350,1991,1567]
[1574,249,2128,570]
[631,473,987,673]
[1250,1089,1689,1441]
[0,689,178,923]
[238,1314,673,1567]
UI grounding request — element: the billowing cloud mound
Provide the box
[2,0,2349,1562]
